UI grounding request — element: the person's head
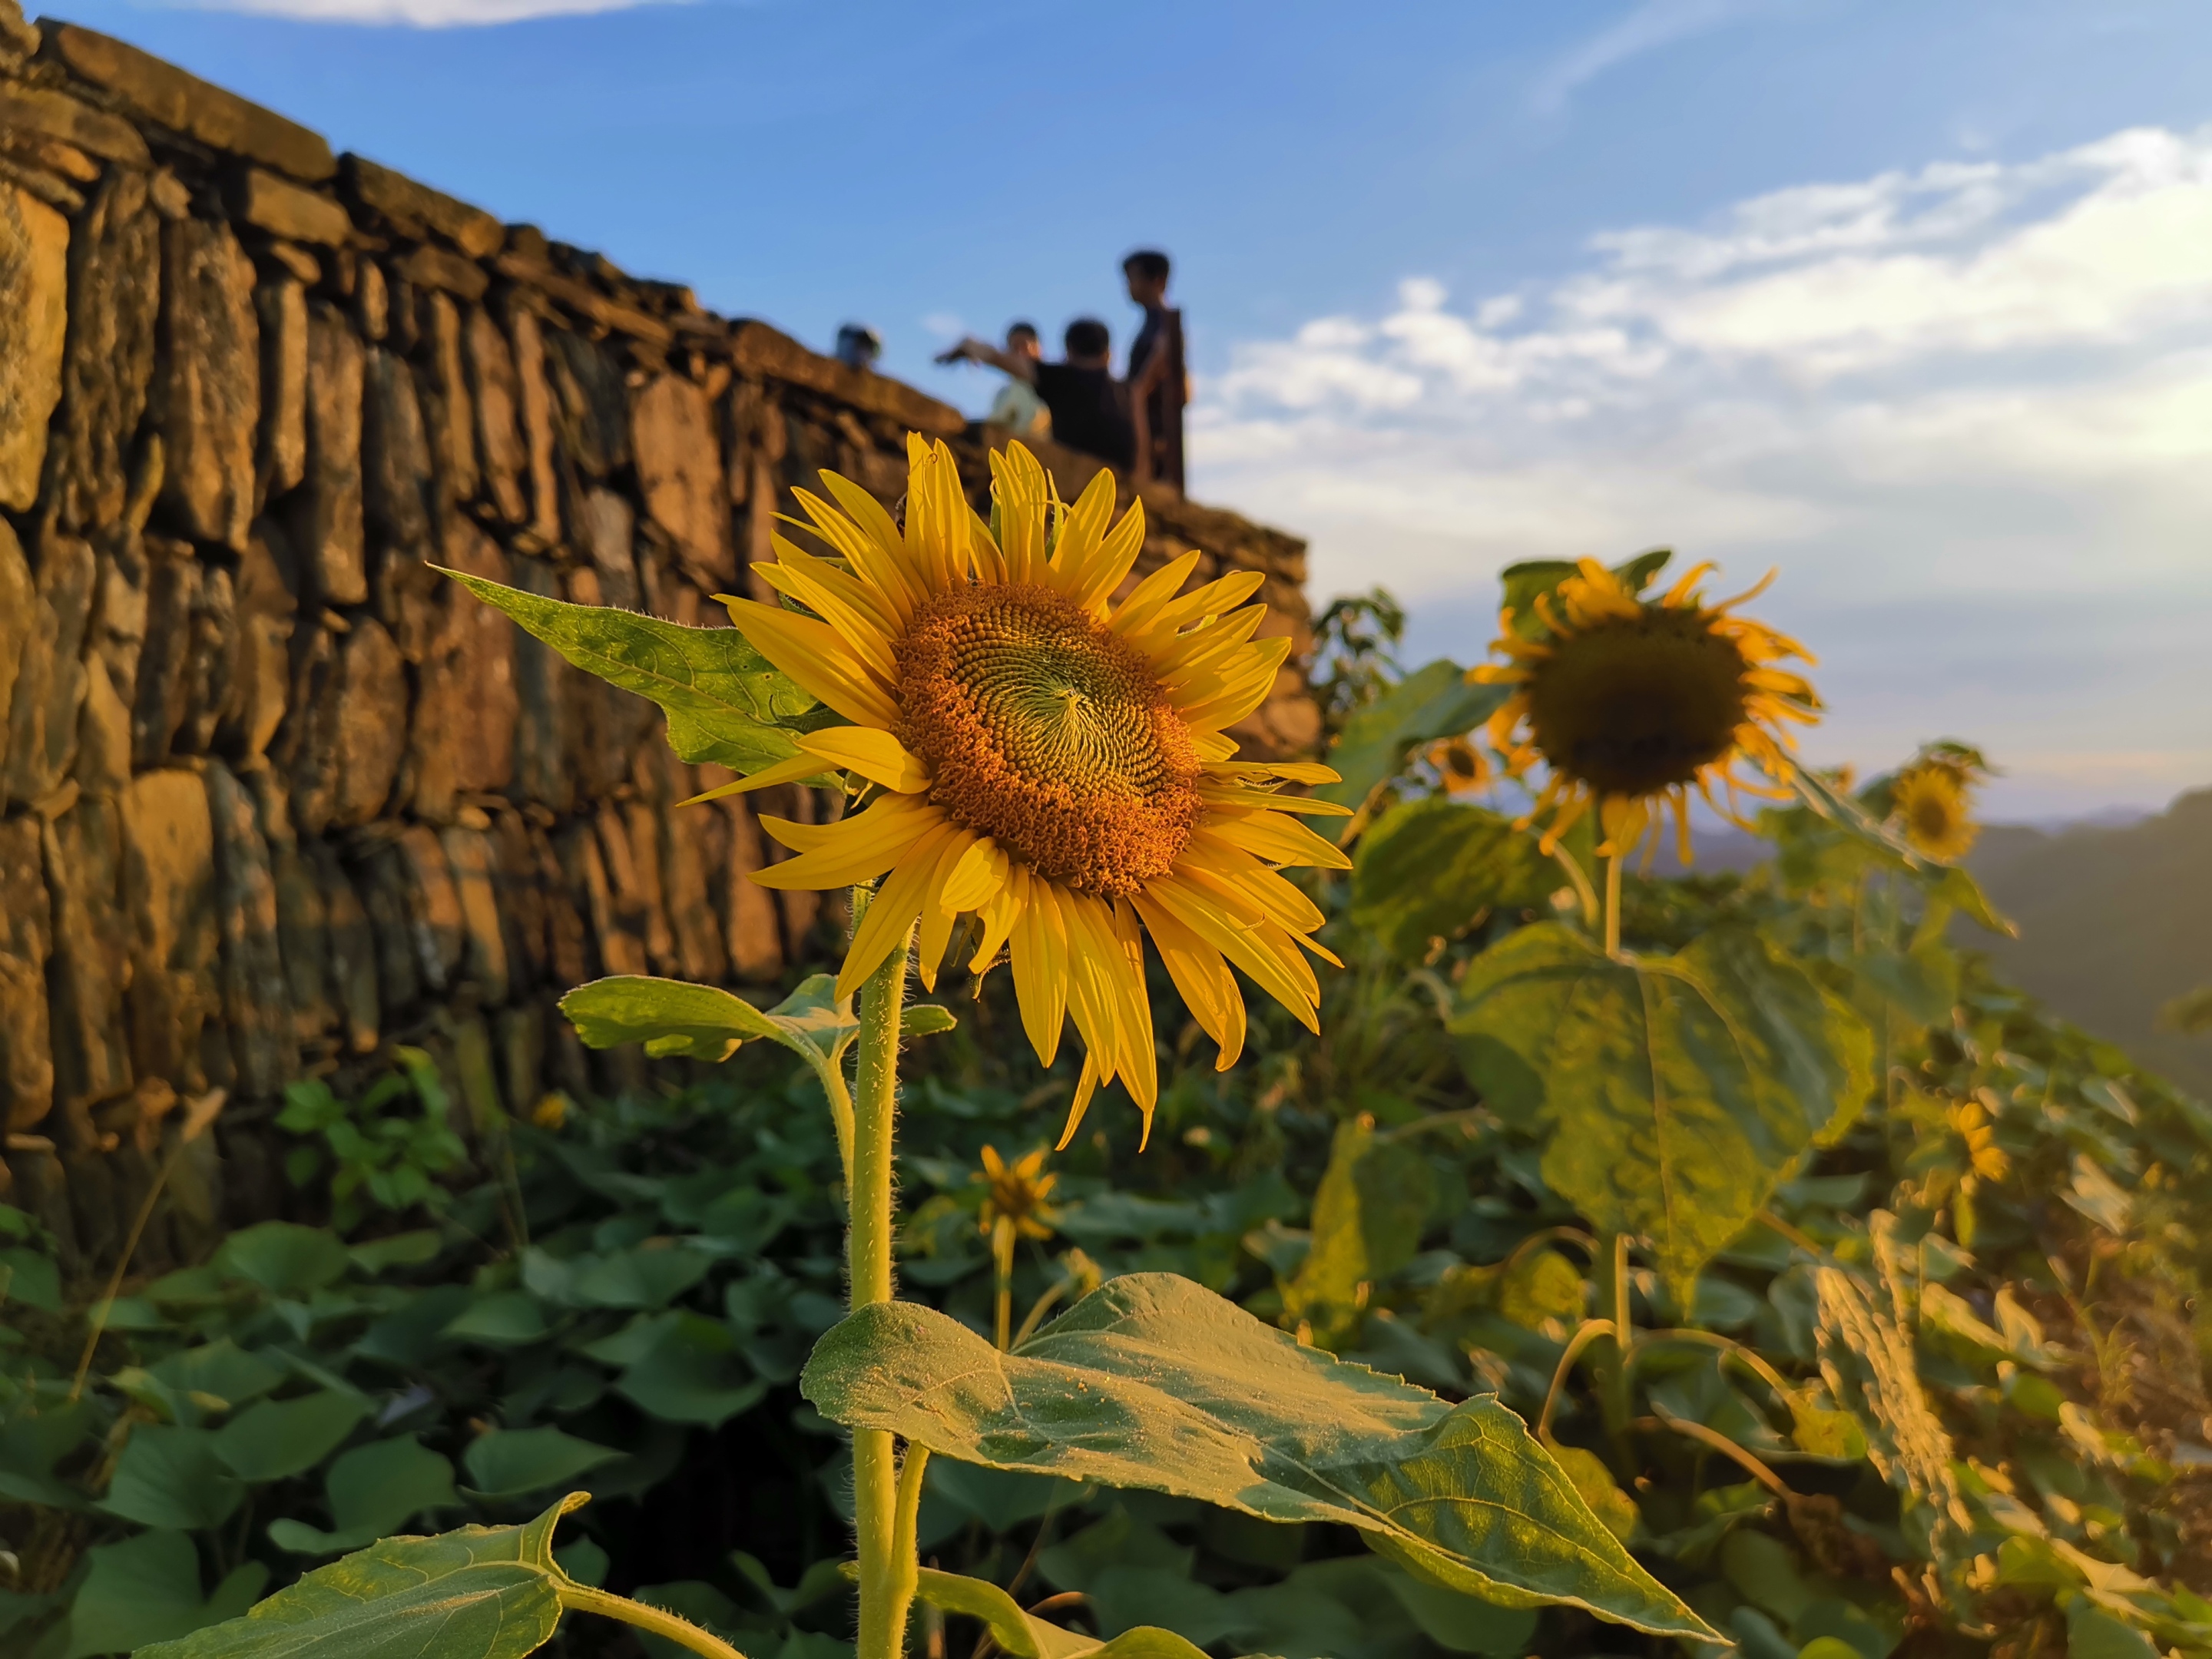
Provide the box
[1123,249,1171,306]
[1005,321,1042,361]
[1064,318,1111,366]
[834,323,882,371]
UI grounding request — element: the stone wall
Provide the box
[0,8,1317,1270]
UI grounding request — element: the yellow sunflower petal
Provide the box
[1009,869,1070,1068]
[754,547,900,681]
[679,751,832,806]
[797,727,931,793]
[939,833,1010,916]
[967,867,1026,973]
[836,817,961,999]
[989,443,1051,584]
[1068,498,1148,614]
[1202,759,1341,786]
[1132,892,1246,1072]
[1148,874,1319,1034]
[720,597,900,730]
[1172,636,1293,732]
[1055,1051,1103,1151]
[1201,807,1355,871]
[795,485,921,624]
[914,827,982,992]
[752,795,941,889]
[1042,468,1118,596]
[1107,548,1204,639]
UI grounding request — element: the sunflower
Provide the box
[706,436,1347,1146]
[1890,761,1978,861]
[1472,557,1819,865]
[975,1144,1061,1246]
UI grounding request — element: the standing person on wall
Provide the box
[1124,249,1186,491]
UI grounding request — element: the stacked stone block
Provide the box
[0,6,1319,1270]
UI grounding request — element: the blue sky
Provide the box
[58,0,2212,818]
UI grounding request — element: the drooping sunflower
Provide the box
[709,435,1346,1145]
[1473,557,1820,864]
[1889,760,1978,861]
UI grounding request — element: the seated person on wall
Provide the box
[939,317,1131,472]
[984,323,1051,440]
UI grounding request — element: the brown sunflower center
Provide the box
[898,583,1201,896]
[1525,608,1750,797]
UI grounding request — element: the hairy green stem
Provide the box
[1603,853,1624,959]
[563,1584,750,1658]
[850,916,916,1659]
[1594,1231,1636,1440]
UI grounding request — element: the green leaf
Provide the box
[269,1435,462,1555]
[1320,660,1512,814]
[462,1426,624,1498]
[1786,769,2011,935]
[1451,923,1873,1296]
[104,1425,244,1530]
[614,1319,764,1427]
[562,973,867,1098]
[1282,1118,1435,1347]
[443,567,818,773]
[902,1004,959,1038]
[802,1271,1714,1641]
[0,1246,60,1311]
[137,1492,588,1659]
[909,1566,1210,1659]
[571,1245,714,1310]
[442,1290,557,1346]
[1541,1443,1638,1544]
[215,1391,373,1483]
[1348,798,1558,956]
[150,1340,286,1415]
[1495,550,1672,643]
[214,1223,351,1297]
[346,1231,443,1276]
[62,1528,267,1659]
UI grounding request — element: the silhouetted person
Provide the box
[939,318,1132,472]
[835,323,882,372]
[1124,250,1185,490]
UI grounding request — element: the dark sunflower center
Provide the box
[897,583,1200,896]
[1906,790,1958,844]
[1525,609,1750,797]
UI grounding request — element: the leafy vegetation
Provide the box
[4,535,2208,1659]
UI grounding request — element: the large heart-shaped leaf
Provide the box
[1348,798,1557,958]
[137,1494,588,1659]
[442,567,819,773]
[1450,923,1872,1296]
[802,1273,1713,1641]
[1320,661,1510,817]
[215,1391,373,1482]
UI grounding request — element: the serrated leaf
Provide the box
[1349,798,1558,955]
[138,1493,587,1659]
[443,567,820,773]
[1542,1443,1638,1544]
[1320,661,1511,815]
[802,1272,1713,1641]
[1451,923,1873,1296]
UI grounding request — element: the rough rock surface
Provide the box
[0,179,67,511]
[150,213,257,549]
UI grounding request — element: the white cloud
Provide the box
[1191,125,2212,817]
[1531,0,1781,114]
[185,0,674,25]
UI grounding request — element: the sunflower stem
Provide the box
[1603,853,1624,959]
[849,913,916,1659]
[992,1217,1015,1351]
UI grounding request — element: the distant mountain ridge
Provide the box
[1641,791,2212,1098]
[1965,789,2212,1100]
